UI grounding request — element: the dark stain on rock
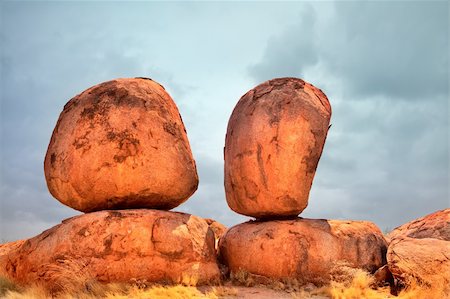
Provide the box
[108,211,124,219]
[135,77,153,81]
[106,131,116,141]
[269,77,305,91]
[103,234,113,254]
[113,155,127,163]
[267,101,283,126]
[72,130,92,153]
[80,107,96,120]
[63,97,79,113]
[256,143,268,189]
[107,130,141,163]
[243,177,260,201]
[277,195,298,209]
[288,230,302,236]
[135,77,166,90]
[50,153,56,166]
[234,150,253,159]
[295,239,310,275]
[265,230,274,239]
[77,227,88,236]
[302,129,325,175]
[252,84,274,101]
[163,122,179,137]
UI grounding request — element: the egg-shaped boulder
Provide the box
[224,78,331,218]
[44,78,198,212]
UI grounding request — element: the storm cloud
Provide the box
[1,1,448,241]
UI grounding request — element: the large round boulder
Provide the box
[44,78,198,212]
[2,210,220,290]
[224,78,331,218]
[218,218,387,284]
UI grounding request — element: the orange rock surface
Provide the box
[387,237,450,288]
[218,218,387,284]
[224,78,331,218]
[387,208,449,242]
[44,78,198,212]
[386,209,450,289]
[0,240,25,257]
[3,210,220,288]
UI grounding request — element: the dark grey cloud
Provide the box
[248,5,319,82]
[250,1,448,100]
[249,2,449,231]
[327,2,448,99]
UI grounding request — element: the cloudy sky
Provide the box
[0,1,448,241]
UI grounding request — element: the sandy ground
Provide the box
[200,285,330,299]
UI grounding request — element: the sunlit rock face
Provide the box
[387,208,450,243]
[0,240,25,259]
[44,78,198,212]
[224,78,331,219]
[388,237,450,290]
[3,210,220,290]
[218,218,387,284]
[387,209,450,289]
[205,218,227,250]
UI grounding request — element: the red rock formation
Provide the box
[218,218,387,284]
[0,240,25,257]
[388,237,450,289]
[386,209,450,290]
[387,208,449,242]
[224,78,331,218]
[44,78,198,212]
[3,210,220,289]
[205,218,227,248]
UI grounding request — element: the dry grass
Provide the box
[1,264,448,299]
[326,266,448,299]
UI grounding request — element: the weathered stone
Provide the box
[218,218,387,284]
[224,78,331,218]
[205,218,227,245]
[0,240,25,257]
[44,78,198,212]
[387,208,449,243]
[3,210,220,289]
[373,265,394,287]
[387,237,450,289]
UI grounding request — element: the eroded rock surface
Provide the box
[387,208,449,242]
[3,210,220,289]
[44,78,198,212]
[386,209,450,291]
[224,78,331,218]
[0,240,25,257]
[218,218,387,284]
[387,237,450,289]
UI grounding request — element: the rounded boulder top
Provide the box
[44,78,198,212]
[224,77,331,218]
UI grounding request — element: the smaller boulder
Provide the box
[387,237,450,290]
[387,209,449,242]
